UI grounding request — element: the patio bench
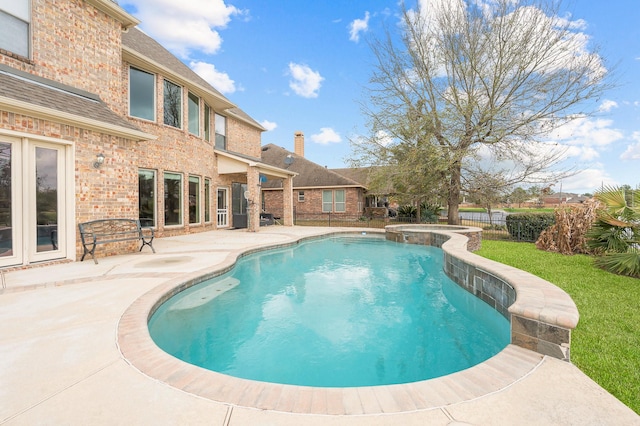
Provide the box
[78,218,155,264]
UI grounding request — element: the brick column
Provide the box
[247,166,260,232]
[282,175,294,226]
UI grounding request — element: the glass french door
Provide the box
[0,140,18,267]
[0,138,69,267]
[30,144,66,262]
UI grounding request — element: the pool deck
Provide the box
[1,226,638,425]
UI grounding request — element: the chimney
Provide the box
[294,131,304,157]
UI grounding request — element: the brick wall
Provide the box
[226,116,262,158]
[0,0,125,112]
[264,187,364,218]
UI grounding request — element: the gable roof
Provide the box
[259,144,364,189]
[0,64,153,141]
[122,28,264,131]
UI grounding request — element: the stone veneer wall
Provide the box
[385,224,578,361]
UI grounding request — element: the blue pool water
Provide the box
[149,235,510,387]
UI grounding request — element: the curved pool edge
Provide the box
[116,227,566,415]
[385,224,579,361]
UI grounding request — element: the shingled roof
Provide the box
[0,64,149,140]
[260,144,365,188]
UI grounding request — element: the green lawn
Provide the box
[476,240,640,414]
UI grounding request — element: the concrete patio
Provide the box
[1,226,638,425]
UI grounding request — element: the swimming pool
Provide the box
[148,235,510,387]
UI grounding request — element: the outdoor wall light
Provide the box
[93,153,105,169]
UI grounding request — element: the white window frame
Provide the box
[128,67,156,122]
[138,169,156,228]
[163,172,183,227]
[214,113,226,150]
[0,1,31,58]
[334,189,346,212]
[163,79,182,129]
[188,92,200,136]
[204,178,211,223]
[188,175,201,225]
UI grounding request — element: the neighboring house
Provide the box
[260,133,367,220]
[0,0,294,269]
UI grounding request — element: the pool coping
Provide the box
[116,228,574,415]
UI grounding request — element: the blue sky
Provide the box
[120,0,640,195]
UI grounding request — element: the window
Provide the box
[322,189,346,212]
[204,178,211,222]
[334,190,346,212]
[215,113,226,150]
[129,67,155,121]
[138,169,156,227]
[298,191,305,202]
[188,175,200,224]
[0,2,30,58]
[204,104,211,142]
[188,92,200,136]
[164,172,182,226]
[322,190,332,213]
[163,80,182,128]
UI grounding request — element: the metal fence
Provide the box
[292,211,550,243]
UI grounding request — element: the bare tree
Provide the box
[351,0,613,224]
[466,170,511,225]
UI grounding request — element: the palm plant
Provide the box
[587,186,640,278]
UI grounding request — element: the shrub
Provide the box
[397,205,417,218]
[420,202,442,223]
[506,212,555,242]
[536,200,599,255]
[587,186,640,278]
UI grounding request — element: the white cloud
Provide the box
[121,0,243,57]
[349,11,370,42]
[260,120,277,132]
[190,61,237,94]
[557,166,617,193]
[545,115,624,160]
[287,63,324,98]
[599,99,618,112]
[621,131,640,160]
[311,128,342,145]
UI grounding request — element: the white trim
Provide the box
[0,96,156,141]
[85,0,139,29]
[128,66,157,123]
[0,128,73,145]
[0,136,22,267]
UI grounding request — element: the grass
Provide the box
[476,240,640,414]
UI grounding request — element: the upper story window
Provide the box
[163,79,182,128]
[215,113,226,150]
[129,67,155,121]
[188,92,200,136]
[204,104,211,142]
[0,1,30,58]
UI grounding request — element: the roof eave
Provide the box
[85,0,140,30]
[215,149,297,178]
[0,96,156,142]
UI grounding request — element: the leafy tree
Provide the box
[351,0,611,224]
[510,187,529,208]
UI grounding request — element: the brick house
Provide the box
[0,0,294,269]
[260,133,369,220]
